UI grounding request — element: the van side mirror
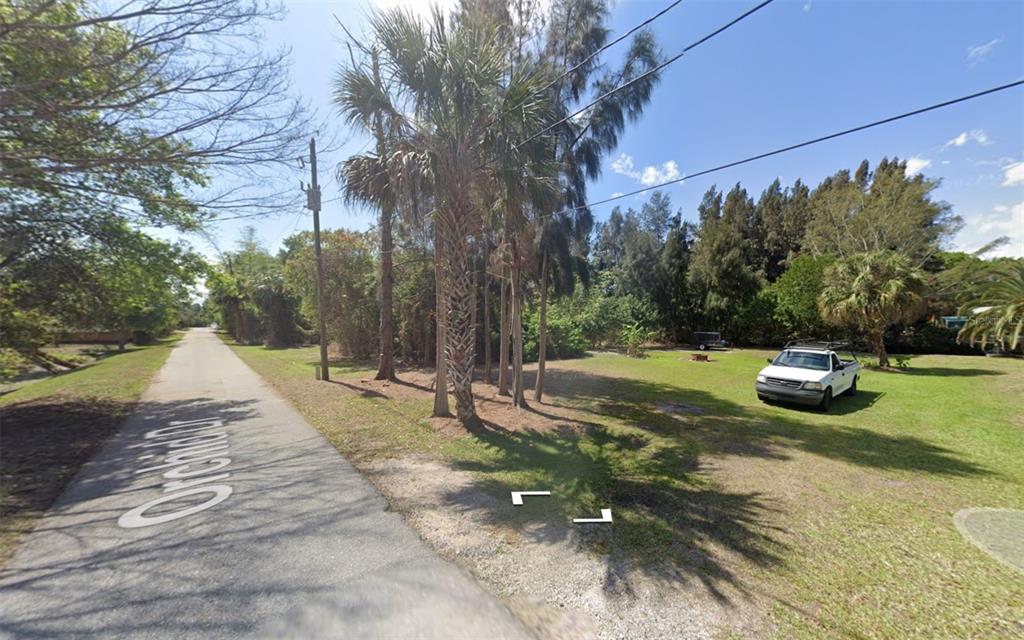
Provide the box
[766,358,773,364]
[835,363,844,370]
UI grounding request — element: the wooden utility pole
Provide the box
[304,137,330,382]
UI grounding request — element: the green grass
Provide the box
[1,339,180,407]
[0,334,182,564]
[229,341,1024,639]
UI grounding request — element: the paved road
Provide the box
[0,329,531,639]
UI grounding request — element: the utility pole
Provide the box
[303,137,330,382]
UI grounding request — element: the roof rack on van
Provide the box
[783,339,851,351]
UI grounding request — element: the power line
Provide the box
[503,0,684,118]
[516,0,775,150]
[553,78,1024,217]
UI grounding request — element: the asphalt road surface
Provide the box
[0,328,532,639]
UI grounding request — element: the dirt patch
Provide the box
[361,455,763,640]
[0,397,134,565]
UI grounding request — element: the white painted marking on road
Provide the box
[573,508,612,524]
[119,416,235,528]
[511,491,551,505]
[118,485,233,528]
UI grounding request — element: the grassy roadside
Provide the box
[0,334,182,565]
[229,339,1024,639]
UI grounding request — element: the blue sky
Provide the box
[192,0,1024,259]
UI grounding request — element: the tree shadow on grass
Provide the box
[440,367,991,601]
[532,369,989,477]
[326,379,387,398]
[1,398,135,560]
[0,353,131,398]
[767,390,885,416]
[449,416,784,602]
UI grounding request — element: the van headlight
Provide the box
[756,374,767,383]
[802,381,823,391]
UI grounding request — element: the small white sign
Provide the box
[573,508,613,524]
[511,491,551,505]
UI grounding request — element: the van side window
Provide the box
[830,354,841,370]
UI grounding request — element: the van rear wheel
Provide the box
[698,343,707,351]
[846,377,857,396]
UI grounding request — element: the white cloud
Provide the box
[640,161,680,186]
[1001,161,1024,187]
[972,155,1016,167]
[610,192,624,198]
[610,153,681,187]
[944,129,991,148]
[905,156,931,176]
[957,201,1024,258]
[610,153,635,176]
[966,38,1001,65]
[802,1,812,12]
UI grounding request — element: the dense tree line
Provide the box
[207,154,1020,407]
[1,0,310,377]
[205,1,1021,429]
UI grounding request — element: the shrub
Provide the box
[622,322,652,358]
[886,322,984,355]
[576,294,657,348]
[773,254,835,339]
[732,288,786,346]
[524,310,588,362]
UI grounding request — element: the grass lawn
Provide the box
[0,334,182,565]
[230,341,1024,639]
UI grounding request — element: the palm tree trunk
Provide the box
[470,235,479,381]
[873,328,889,368]
[375,207,396,380]
[533,250,549,402]
[370,50,395,381]
[439,212,479,427]
[483,239,492,385]
[511,241,528,408]
[423,311,432,367]
[498,271,510,396]
[432,223,451,417]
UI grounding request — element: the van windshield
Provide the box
[772,350,830,371]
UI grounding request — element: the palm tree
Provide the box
[488,94,560,409]
[958,261,1024,351]
[533,213,583,401]
[531,2,662,401]
[818,251,926,367]
[362,7,555,426]
[334,48,402,381]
